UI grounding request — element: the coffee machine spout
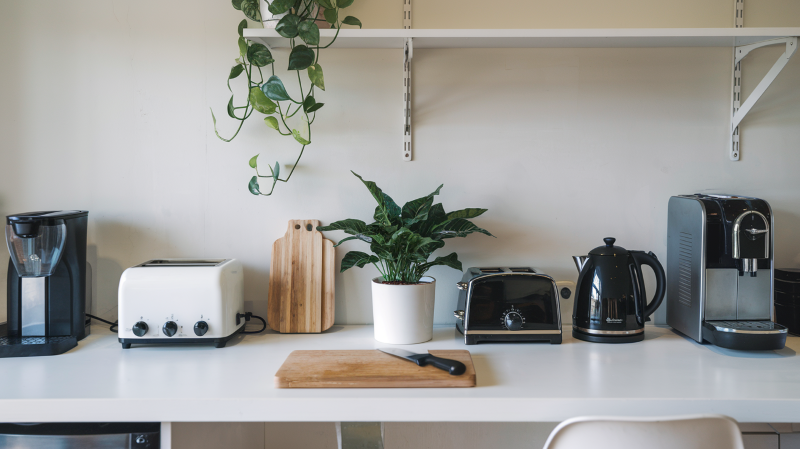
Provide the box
[573,256,589,273]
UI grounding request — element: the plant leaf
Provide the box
[307,63,325,91]
[273,162,280,180]
[232,0,244,10]
[261,76,293,102]
[414,203,446,237]
[238,37,248,59]
[303,95,316,111]
[227,95,238,119]
[269,0,294,14]
[420,252,462,272]
[446,208,487,220]
[340,251,380,272]
[341,16,361,28]
[433,218,494,239]
[298,21,320,45]
[315,0,334,9]
[248,176,261,195]
[241,0,261,21]
[276,14,300,38]
[247,43,274,67]
[249,154,259,169]
[401,184,441,224]
[238,19,247,37]
[229,64,244,79]
[264,116,279,130]
[323,8,337,24]
[249,87,277,114]
[306,102,324,113]
[318,219,370,237]
[288,45,315,70]
[292,129,311,145]
[351,172,400,225]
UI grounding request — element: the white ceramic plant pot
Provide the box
[371,276,436,344]
[260,1,327,29]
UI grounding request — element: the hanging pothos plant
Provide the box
[212,0,362,196]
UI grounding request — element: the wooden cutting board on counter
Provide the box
[268,219,334,333]
[275,350,476,388]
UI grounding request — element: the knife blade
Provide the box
[378,348,467,375]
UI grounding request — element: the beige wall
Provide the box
[0,1,799,328]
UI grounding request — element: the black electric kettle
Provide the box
[572,237,666,343]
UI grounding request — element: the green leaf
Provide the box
[446,208,487,220]
[317,219,370,235]
[307,64,325,91]
[268,0,294,15]
[414,203,447,237]
[336,0,355,7]
[261,76,293,102]
[303,95,316,111]
[273,162,280,180]
[292,129,311,145]
[276,14,300,38]
[227,95,238,119]
[401,184,442,224]
[238,37,248,59]
[331,235,367,247]
[306,102,324,113]
[229,64,244,79]
[288,45,315,71]
[351,172,398,226]
[241,0,261,21]
[340,251,380,272]
[238,19,247,37]
[247,44,274,67]
[433,218,494,239]
[323,8,337,24]
[264,116,279,130]
[420,252,462,272]
[232,0,244,10]
[249,155,259,169]
[249,87,277,114]
[341,16,361,28]
[248,176,261,195]
[315,0,334,9]
[298,21,320,45]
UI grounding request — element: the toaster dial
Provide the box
[194,321,209,336]
[502,308,525,331]
[163,321,178,337]
[132,321,148,337]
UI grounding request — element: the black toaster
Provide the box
[454,267,562,345]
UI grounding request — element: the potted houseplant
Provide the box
[318,172,494,344]
[213,0,362,196]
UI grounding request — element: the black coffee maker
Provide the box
[572,238,666,343]
[3,211,89,357]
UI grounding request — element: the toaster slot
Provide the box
[138,259,226,267]
[477,267,504,273]
[509,267,535,273]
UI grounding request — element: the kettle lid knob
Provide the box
[604,237,616,247]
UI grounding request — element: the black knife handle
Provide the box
[415,354,467,376]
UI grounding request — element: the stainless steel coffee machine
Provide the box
[667,195,787,350]
[2,211,90,357]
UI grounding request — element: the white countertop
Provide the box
[1,324,798,423]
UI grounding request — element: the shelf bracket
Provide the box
[402,0,412,161]
[730,36,797,160]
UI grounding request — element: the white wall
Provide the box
[1,1,799,328]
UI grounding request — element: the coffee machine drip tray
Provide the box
[0,335,77,358]
[702,320,787,350]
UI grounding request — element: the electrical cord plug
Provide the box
[237,312,267,334]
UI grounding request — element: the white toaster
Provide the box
[117,259,244,349]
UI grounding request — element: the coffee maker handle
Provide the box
[630,251,667,319]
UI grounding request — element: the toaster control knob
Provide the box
[504,312,524,331]
[162,321,178,337]
[194,321,209,336]
[132,321,148,337]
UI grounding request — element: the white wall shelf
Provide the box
[244,27,800,49]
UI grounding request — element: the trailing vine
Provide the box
[212,0,361,196]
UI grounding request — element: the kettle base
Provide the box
[573,329,644,344]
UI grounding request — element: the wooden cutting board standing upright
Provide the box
[268,219,334,333]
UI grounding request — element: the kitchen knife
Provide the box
[378,348,467,375]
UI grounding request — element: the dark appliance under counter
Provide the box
[0,422,160,448]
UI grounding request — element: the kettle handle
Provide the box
[630,251,667,319]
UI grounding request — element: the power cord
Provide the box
[237,312,268,334]
[87,313,118,333]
